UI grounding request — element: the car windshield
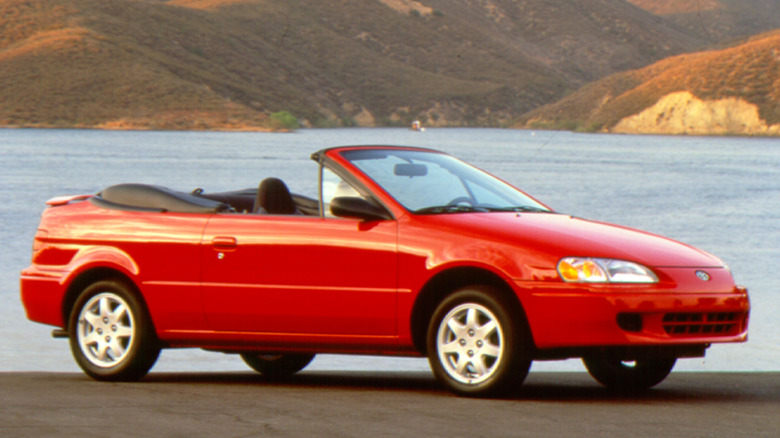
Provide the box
[340,149,550,214]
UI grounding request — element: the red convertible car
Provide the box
[20,145,749,396]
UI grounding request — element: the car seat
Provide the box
[254,177,298,214]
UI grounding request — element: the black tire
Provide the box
[240,353,316,378]
[583,356,677,392]
[426,286,531,397]
[68,279,160,381]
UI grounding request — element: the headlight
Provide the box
[557,257,658,283]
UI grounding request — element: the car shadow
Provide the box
[131,371,780,404]
[140,370,442,393]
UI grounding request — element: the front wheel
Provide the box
[240,353,316,378]
[583,356,677,392]
[68,280,160,381]
[427,286,531,397]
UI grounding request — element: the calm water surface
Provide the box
[1,128,778,373]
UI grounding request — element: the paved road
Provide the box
[1,371,778,437]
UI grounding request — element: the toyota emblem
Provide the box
[695,270,711,281]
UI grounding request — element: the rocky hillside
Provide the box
[0,0,709,130]
[629,0,780,41]
[520,31,780,135]
[1,0,777,131]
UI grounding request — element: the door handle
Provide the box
[211,236,238,249]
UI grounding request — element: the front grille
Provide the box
[662,313,741,337]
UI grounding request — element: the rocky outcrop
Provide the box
[519,30,780,136]
[612,91,780,135]
[377,0,433,15]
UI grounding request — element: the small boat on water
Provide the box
[411,120,425,131]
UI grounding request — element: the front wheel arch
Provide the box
[410,267,533,356]
[426,285,533,397]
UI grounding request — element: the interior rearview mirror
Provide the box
[394,163,427,177]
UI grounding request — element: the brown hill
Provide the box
[628,0,780,41]
[519,31,780,135]
[627,0,722,15]
[1,0,708,130]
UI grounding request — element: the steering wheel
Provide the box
[447,196,474,206]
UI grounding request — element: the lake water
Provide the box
[1,128,778,373]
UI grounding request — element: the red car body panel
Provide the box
[392,212,749,350]
[200,215,398,337]
[20,146,749,362]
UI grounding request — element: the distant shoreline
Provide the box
[2,125,779,138]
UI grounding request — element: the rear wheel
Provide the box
[68,279,160,381]
[240,353,316,378]
[427,286,531,397]
[583,356,677,392]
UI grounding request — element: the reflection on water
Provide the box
[1,128,778,372]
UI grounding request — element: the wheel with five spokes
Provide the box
[427,286,531,397]
[68,280,160,381]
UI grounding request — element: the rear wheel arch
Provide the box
[68,278,161,381]
[62,268,148,331]
[410,267,533,356]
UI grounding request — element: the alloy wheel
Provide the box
[75,292,136,368]
[436,302,504,385]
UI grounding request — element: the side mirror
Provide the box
[330,197,390,221]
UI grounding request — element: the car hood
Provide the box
[426,212,725,268]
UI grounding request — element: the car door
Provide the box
[200,187,398,336]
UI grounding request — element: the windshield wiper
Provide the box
[483,206,552,213]
[415,205,553,215]
[414,205,490,215]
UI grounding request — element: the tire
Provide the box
[427,286,531,397]
[68,279,160,381]
[583,356,677,392]
[240,353,316,378]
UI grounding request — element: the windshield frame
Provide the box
[328,147,551,215]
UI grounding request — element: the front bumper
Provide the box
[518,281,750,350]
